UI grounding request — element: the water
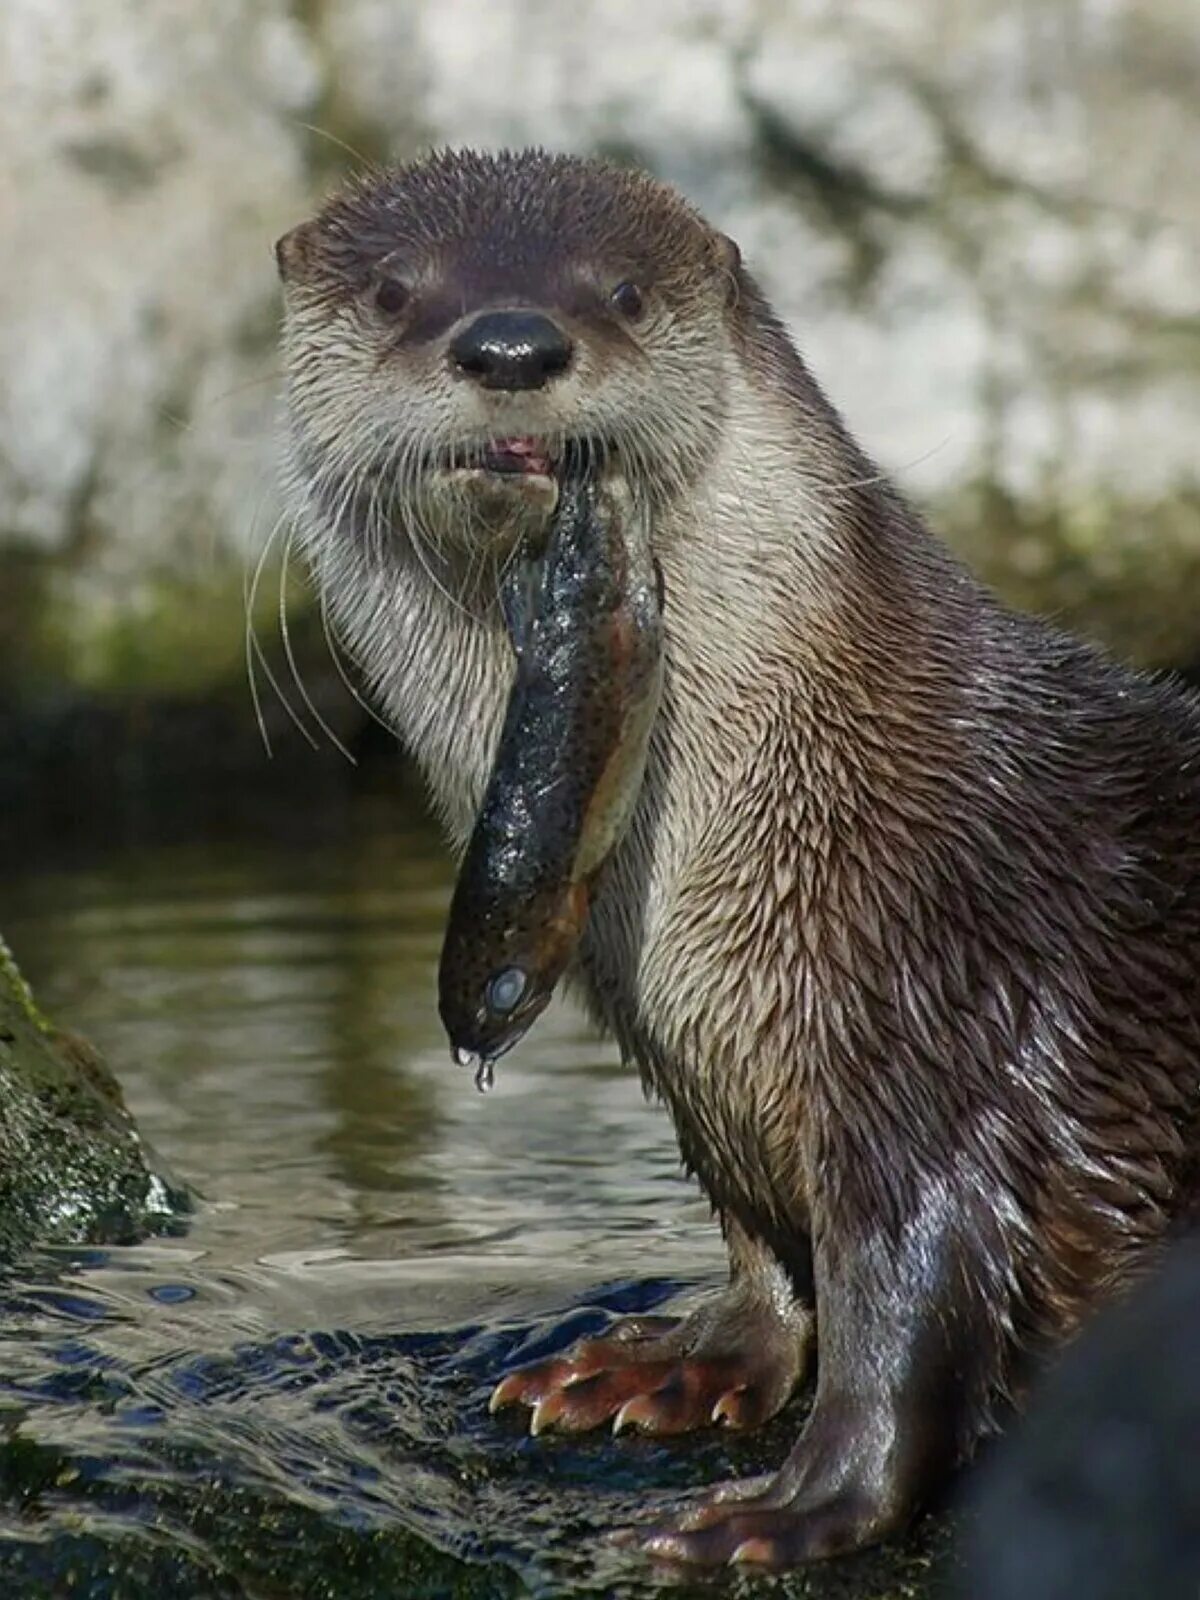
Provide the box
[0,796,950,1597]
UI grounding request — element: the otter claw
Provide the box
[711,1386,750,1428]
[528,1395,560,1436]
[611,1397,641,1435]
[730,1538,777,1565]
[489,1374,521,1413]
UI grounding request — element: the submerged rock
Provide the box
[960,1237,1200,1599]
[0,937,186,1254]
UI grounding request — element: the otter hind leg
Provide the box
[489,1221,812,1438]
[633,1183,1008,1566]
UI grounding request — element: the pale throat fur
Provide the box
[286,350,908,867]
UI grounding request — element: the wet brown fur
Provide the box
[278,148,1200,1559]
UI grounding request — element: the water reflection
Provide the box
[4,798,717,1278]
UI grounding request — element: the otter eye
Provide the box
[374,276,409,316]
[486,966,527,1016]
[610,280,644,319]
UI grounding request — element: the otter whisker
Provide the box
[394,434,477,620]
[288,393,387,575]
[459,494,493,608]
[279,522,357,764]
[315,546,401,741]
[333,421,394,578]
[830,435,954,497]
[361,446,387,578]
[492,536,525,618]
[160,369,285,436]
[403,429,448,563]
[294,121,379,176]
[244,510,319,756]
[243,512,279,758]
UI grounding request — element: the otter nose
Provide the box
[449,310,573,391]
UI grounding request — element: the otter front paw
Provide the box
[490,1295,808,1437]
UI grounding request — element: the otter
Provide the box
[276,148,1200,1568]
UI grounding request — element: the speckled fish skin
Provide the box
[438,463,663,1069]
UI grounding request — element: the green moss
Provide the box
[0,939,49,1035]
[0,543,305,703]
[937,481,1200,668]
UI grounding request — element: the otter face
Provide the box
[277,149,736,573]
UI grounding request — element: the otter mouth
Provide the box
[436,436,603,485]
[478,437,555,477]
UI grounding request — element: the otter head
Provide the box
[276,148,738,591]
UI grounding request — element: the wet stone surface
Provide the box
[0,1253,955,1599]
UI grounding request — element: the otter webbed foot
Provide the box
[490,1283,811,1437]
[629,1399,916,1568]
[634,1477,902,1568]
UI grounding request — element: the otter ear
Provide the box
[715,232,742,273]
[274,219,320,283]
[712,232,743,307]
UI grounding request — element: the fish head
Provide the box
[438,881,590,1084]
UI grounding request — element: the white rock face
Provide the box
[2,0,1197,639]
[0,0,319,570]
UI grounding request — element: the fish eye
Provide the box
[486,966,528,1015]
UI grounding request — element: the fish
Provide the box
[437,462,664,1090]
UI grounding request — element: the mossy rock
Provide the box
[0,938,187,1255]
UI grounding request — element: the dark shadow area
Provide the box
[0,690,417,871]
[957,1236,1200,1600]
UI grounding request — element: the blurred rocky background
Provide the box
[1,0,1197,829]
